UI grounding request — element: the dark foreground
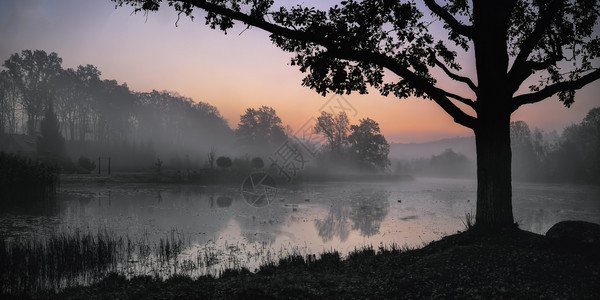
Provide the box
[16,227,600,299]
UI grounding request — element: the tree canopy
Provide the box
[236,106,287,149]
[348,118,390,172]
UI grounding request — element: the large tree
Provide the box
[314,111,350,155]
[236,106,287,149]
[113,0,600,229]
[348,117,390,172]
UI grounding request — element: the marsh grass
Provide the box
[0,228,189,295]
[1,228,411,296]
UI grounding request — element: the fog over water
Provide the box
[2,178,598,269]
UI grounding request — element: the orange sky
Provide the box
[1,0,599,143]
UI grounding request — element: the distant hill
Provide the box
[389,136,476,160]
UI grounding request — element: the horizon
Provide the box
[1,0,599,143]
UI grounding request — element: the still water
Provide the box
[1,177,599,275]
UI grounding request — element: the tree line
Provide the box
[0,50,233,171]
[1,49,391,176]
[392,107,600,185]
[511,107,600,184]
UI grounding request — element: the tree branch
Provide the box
[326,48,477,128]
[507,53,563,95]
[512,69,600,111]
[444,91,475,108]
[432,56,478,92]
[507,0,563,89]
[177,0,477,129]
[423,0,473,38]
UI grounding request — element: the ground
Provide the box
[19,227,599,299]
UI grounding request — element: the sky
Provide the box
[0,0,598,143]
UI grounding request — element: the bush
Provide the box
[78,156,96,173]
[216,156,232,169]
[251,157,264,169]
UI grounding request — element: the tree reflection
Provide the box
[315,201,351,242]
[349,190,390,237]
[315,189,390,242]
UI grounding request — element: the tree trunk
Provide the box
[474,113,514,229]
[471,0,515,230]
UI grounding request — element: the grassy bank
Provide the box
[11,227,599,299]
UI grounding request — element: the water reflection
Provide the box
[349,190,390,237]
[1,179,598,257]
[315,190,390,242]
[315,200,351,242]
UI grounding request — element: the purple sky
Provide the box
[1,0,599,143]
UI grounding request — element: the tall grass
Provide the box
[0,228,187,295]
[1,228,411,296]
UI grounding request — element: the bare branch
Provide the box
[512,69,600,111]
[444,91,475,108]
[432,56,478,92]
[424,0,473,38]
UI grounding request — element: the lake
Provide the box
[1,177,599,277]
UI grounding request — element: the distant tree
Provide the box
[348,118,390,172]
[236,106,287,148]
[3,50,63,136]
[207,147,216,169]
[551,107,600,183]
[314,111,350,155]
[216,156,233,169]
[0,71,20,135]
[77,156,96,173]
[428,148,471,177]
[37,102,65,159]
[510,121,538,180]
[251,157,264,169]
[115,0,600,230]
[155,158,163,174]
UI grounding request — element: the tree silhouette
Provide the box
[348,118,390,172]
[216,156,232,169]
[38,101,65,159]
[314,111,350,155]
[236,106,287,149]
[251,157,264,169]
[113,0,600,229]
[3,50,63,136]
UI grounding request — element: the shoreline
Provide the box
[17,227,600,299]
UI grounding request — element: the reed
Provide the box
[0,228,188,295]
[1,227,407,296]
